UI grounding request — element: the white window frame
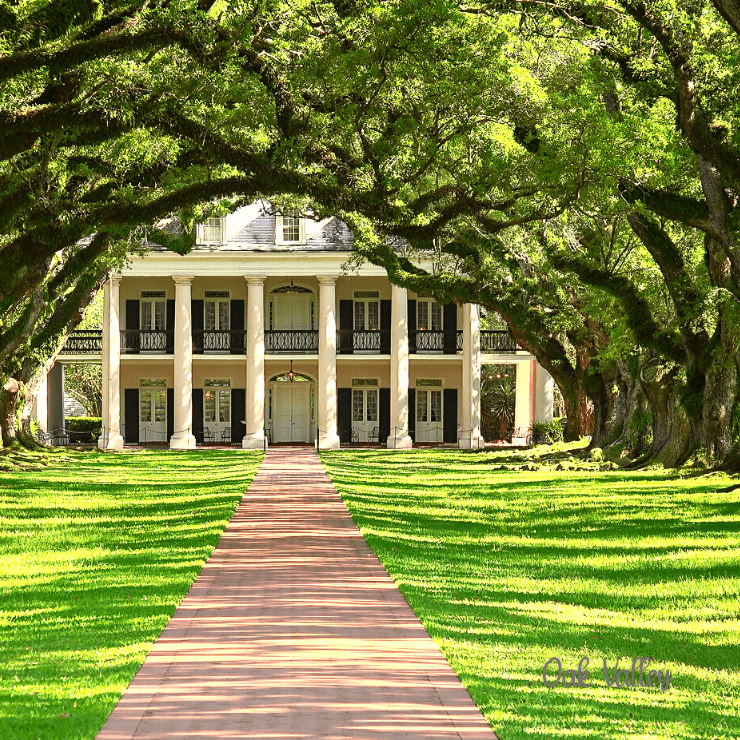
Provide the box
[353,292,380,331]
[204,297,231,331]
[416,298,443,331]
[275,209,306,245]
[197,217,224,245]
[203,379,231,426]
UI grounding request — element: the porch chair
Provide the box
[202,427,215,444]
[351,428,360,445]
[221,426,231,444]
[367,426,379,443]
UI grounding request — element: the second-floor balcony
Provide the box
[410,330,463,353]
[193,330,245,353]
[265,330,319,353]
[480,330,517,353]
[337,329,389,354]
[121,329,170,353]
[59,330,103,355]
[62,327,519,357]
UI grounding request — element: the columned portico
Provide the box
[388,284,413,448]
[461,303,483,449]
[243,277,267,449]
[98,275,124,449]
[317,277,340,449]
[170,276,197,449]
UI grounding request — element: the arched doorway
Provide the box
[267,372,315,443]
[269,284,315,331]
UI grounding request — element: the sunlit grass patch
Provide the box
[0,449,261,740]
[321,449,740,740]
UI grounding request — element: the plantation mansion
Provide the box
[47,202,553,448]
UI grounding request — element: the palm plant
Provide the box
[481,364,516,440]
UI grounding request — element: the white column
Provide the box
[388,284,413,448]
[534,364,554,422]
[170,276,196,449]
[47,362,64,432]
[33,372,48,432]
[513,359,535,443]
[98,276,124,449]
[460,303,483,449]
[243,277,266,448]
[317,277,340,449]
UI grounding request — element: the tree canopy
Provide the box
[2,0,740,467]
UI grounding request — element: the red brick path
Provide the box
[96,447,498,739]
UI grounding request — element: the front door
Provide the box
[416,388,443,442]
[139,380,167,443]
[273,383,311,443]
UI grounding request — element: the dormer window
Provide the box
[197,217,223,245]
[276,209,305,245]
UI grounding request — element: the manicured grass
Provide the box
[0,450,262,740]
[321,449,740,740]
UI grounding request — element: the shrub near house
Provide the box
[65,416,102,444]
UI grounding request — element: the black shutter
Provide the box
[443,303,458,354]
[167,388,174,442]
[166,300,175,354]
[230,300,244,354]
[124,389,138,443]
[125,300,140,354]
[408,388,416,443]
[232,389,246,444]
[380,300,391,354]
[444,388,458,444]
[339,300,353,354]
[191,299,204,355]
[407,299,417,354]
[192,388,204,444]
[338,387,352,443]
[379,388,390,445]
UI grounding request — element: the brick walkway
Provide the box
[96,448,498,740]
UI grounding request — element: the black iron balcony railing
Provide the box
[336,329,390,354]
[265,329,319,353]
[60,330,103,354]
[409,330,463,353]
[62,327,516,356]
[480,330,517,352]
[121,329,169,352]
[193,330,245,353]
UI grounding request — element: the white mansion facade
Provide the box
[44,203,553,448]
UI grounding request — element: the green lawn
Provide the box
[321,449,740,740]
[0,449,261,740]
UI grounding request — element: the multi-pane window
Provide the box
[198,217,223,244]
[141,299,165,331]
[204,292,230,351]
[352,389,378,422]
[139,379,166,423]
[204,294,230,331]
[416,390,442,423]
[352,390,364,422]
[417,299,442,331]
[354,300,379,330]
[352,379,379,423]
[354,291,380,330]
[282,210,301,242]
[204,379,231,424]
